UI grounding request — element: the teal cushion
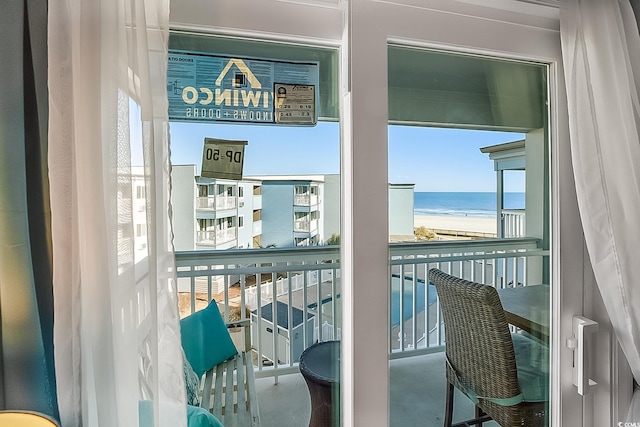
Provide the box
[139,400,153,427]
[512,333,550,403]
[180,301,238,377]
[186,405,224,427]
[183,348,201,406]
[141,401,217,427]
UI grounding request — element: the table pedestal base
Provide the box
[299,340,341,427]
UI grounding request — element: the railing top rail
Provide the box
[389,237,542,256]
[390,249,549,266]
[175,245,341,266]
[176,239,542,266]
[176,262,339,277]
[501,209,526,214]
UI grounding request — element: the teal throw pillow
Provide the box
[180,300,238,377]
[187,405,224,427]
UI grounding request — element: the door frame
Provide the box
[169,1,618,425]
[345,1,592,426]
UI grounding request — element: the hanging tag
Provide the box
[201,138,248,180]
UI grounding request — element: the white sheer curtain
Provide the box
[48,0,186,426]
[560,0,640,421]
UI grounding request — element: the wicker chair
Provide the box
[428,268,548,427]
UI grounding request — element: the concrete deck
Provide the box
[255,351,499,427]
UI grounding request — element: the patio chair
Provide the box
[180,300,261,427]
[428,268,548,427]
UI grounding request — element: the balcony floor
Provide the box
[255,351,499,427]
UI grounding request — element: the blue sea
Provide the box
[414,192,524,218]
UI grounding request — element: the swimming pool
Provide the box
[390,275,437,327]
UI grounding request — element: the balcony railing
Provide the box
[501,209,526,238]
[294,218,319,233]
[294,194,310,206]
[175,237,548,379]
[253,194,262,210]
[294,219,310,232]
[294,194,319,206]
[389,237,547,357]
[196,195,237,211]
[196,196,215,210]
[252,220,262,236]
[196,228,237,246]
[176,246,340,379]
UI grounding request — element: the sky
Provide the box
[169,120,525,193]
[388,126,525,192]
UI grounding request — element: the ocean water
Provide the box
[414,192,525,218]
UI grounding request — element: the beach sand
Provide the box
[414,214,496,237]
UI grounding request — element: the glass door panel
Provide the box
[168,33,342,426]
[387,45,550,426]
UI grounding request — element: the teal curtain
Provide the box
[0,0,58,419]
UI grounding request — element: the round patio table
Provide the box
[299,340,341,427]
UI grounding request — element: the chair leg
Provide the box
[444,381,454,427]
[474,405,484,427]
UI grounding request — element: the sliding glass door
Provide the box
[345,1,599,426]
[170,1,617,425]
[386,44,550,426]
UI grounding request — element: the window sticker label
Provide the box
[168,50,319,125]
[274,84,316,125]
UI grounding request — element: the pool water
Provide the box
[390,275,437,327]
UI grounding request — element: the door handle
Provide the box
[567,315,598,395]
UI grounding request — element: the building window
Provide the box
[238,215,244,228]
[219,217,234,229]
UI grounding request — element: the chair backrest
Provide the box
[428,268,521,402]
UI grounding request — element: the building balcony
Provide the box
[252,220,262,237]
[294,194,310,206]
[294,219,310,232]
[294,218,318,233]
[175,238,546,426]
[501,209,526,238]
[196,195,237,211]
[294,194,319,206]
[253,194,262,210]
[196,228,237,246]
